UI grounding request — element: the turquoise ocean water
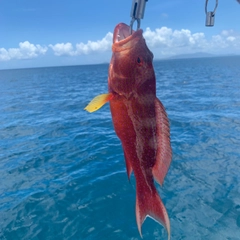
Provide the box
[0,56,240,239]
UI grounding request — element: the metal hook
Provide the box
[205,0,218,26]
[130,0,148,34]
[205,0,218,15]
[130,18,141,34]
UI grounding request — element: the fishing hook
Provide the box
[130,0,148,34]
[205,0,218,26]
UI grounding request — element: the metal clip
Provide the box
[130,0,148,33]
[205,0,218,27]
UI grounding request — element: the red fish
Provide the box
[85,23,172,239]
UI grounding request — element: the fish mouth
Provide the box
[112,23,142,48]
[113,23,133,43]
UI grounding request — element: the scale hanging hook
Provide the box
[205,0,218,27]
[130,0,148,34]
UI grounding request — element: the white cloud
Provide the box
[1,28,240,64]
[49,32,113,56]
[143,27,240,57]
[161,13,168,19]
[0,41,48,61]
[48,42,74,56]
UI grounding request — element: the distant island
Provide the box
[169,52,215,59]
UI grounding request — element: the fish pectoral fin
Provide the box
[84,93,113,113]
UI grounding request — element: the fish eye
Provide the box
[137,57,141,64]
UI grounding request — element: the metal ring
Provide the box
[137,19,141,30]
[130,18,135,34]
[205,0,218,14]
[129,18,141,35]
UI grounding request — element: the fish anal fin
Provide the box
[152,98,172,186]
[84,93,113,113]
[123,150,133,180]
[136,183,170,239]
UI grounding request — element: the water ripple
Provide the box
[0,57,240,239]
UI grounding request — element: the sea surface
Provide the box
[0,56,240,240]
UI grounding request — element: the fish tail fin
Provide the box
[136,184,170,239]
[84,93,113,113]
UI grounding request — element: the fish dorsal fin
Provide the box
[84,93,113,113]
[152,98,172,186]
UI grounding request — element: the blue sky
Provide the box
[0,0,240,69]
